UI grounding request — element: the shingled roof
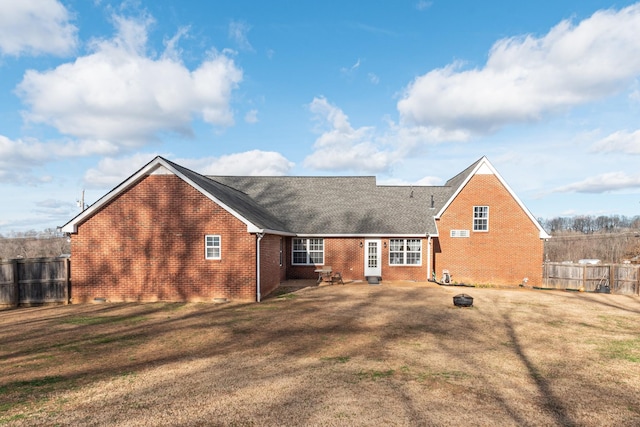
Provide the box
[65,155,536,237]
[209,175,453,235]
[444,157,483,189]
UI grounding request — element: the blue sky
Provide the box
[2,0,640,234]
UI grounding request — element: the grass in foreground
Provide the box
[0,287,639,426]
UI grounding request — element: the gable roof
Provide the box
[436,156,550,239]
[164,159,289,233]
[61,155,549,239]
[60,156,289,235]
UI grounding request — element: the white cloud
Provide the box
[83,153,161,189]
[0,135,119,183]
[16,13,243,151]
[303,97,397,173]
[5,137,118,160]
[416,1,433,11]
[162,26,191,62]
[0,136,52,166]
[0,0,78,56]
[381,120,471,150]
[303,97,472,174]
[368,73,380,85]
[398,3,640,134]
[83,150,294,189]
[415,176,442,185]
[553,171,640,193]
[244,109,259,124]
[341,58,361,75]
[180,150,294,176]
[591,130,640,154]
[630,79,640,102]
[228,20,253,51]
[34,199,76,218]
[379,176,442,186]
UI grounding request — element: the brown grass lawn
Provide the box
[1,281,639,426]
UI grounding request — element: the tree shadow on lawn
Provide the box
[1,287,639,426]
[501,311,576,427]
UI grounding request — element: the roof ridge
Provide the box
[206,175,377,179]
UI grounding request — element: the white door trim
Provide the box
[364,239,382,278]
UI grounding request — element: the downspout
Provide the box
[427,235,432,281]
[256,232,265,302]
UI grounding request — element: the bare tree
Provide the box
[545,231,640,263]
[0,232,70,260]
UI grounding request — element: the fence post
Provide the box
[11,259,19,307]
[64,257,71,304]
[609,264,615,293]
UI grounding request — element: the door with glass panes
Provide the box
[364,239,382,277]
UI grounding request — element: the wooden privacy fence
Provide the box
[0,257,70,307]
[543,262,640,295]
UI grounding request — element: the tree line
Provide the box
[539,215,640,263]
[0,229,70,259]
[538,214,640,234]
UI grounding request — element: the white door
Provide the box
[364,239,382,278]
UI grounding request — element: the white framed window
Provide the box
[205,235,221,260]
[389,239,422,265]
[473,206,489,232]
[292,238,324,265]
[279,238,283,267]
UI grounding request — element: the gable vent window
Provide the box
[450,229,470,238]
[473,206,489,232]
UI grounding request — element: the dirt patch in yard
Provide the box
[1,282,639,426]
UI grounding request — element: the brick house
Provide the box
[61,156,549,303]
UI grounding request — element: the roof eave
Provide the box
[248,225,297,236]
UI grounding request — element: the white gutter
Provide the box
[256,232,265,302]
[247,225,296,236]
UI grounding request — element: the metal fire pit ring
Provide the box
[453,293,473,307]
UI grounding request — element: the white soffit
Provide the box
[476,163,493,175]
[150,165,174,175]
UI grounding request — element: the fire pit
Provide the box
[453,293,473,307]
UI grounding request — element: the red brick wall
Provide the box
[258,234,284,299]
[285,237,428,282]
[70,174,257,303]
[70,170,541,298]
[434,173,544,287]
